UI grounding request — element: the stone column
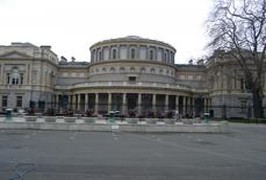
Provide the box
[67,95,71,110]
[138,93,142,115]
[145,46,150,60]
[187,97,191,116]
[108,46,111,59]
[155,47,158,60]
[165,94,169,111]
[192,97,195,117]
[56,94,59,109]
[183,96,187,117]
[85,93,88,111]
[122,93,127,115]
[28,64,32,85]
[117,45,120,59]
[72,94,76,111]
[152,94,156,112]
[137,45,140,59]
[175,95,179,111]
[108,93,112,112]
[0,64,4,84]
[77,94,81,111]
[0,95,2,110]
[95,93,99,114]
[126,45,129,59]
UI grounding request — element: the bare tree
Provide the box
[207,0,266,118]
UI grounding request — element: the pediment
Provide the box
[0,51,32,59]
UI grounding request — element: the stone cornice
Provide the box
[88,59,177,69]
[90,36,176,52]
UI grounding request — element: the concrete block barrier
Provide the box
[145,118,158,124]
[44,116,57,123]
[163,118,176,124]
[63,117,77,123]
[25,116,37,122]
[0,117,228,133]
[81,117,95,124]
[126,118,138,124]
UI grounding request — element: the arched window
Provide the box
[141,67,146,73]
[149,50,154,60]
[98,50,102,61]
[9,67,22,85]
[150,67,155,73]
[130,67,135,72]
[130,48,136,59]
[91,50,96,62]
[171,52,175,63]
[112,48,117,59]
[164,52,168,62]
[119,67,125,72]
[7,73,10,84]
[110,67,115,73]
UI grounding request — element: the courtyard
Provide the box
[0,123,266,179]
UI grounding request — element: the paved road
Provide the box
[0,123,266,179]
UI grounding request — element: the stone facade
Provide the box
[0,42,57,114]
[0,37,265,118]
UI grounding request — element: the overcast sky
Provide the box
[0,0,212,64]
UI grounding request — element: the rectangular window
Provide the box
[17,96,22,107]
[187,75,193,80]
[180,75,186,80]
[128,76,136,82]
[7,73,10,84]
[2,96,7,107]
[20,73,23,84]
[196,75,202,80]
[240,78,245,90]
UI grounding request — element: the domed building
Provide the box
[56,36,208,117]
[2,36,264,119]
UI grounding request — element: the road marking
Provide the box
[70,132,78,141]
[133,134,266,166]
[111,130,119,140]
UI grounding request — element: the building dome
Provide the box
[90,36,176,64]
[88,36,177,85]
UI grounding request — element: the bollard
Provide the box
[5,108,13,121]
[204,112,210,123]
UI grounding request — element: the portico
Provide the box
[55,91,209,117]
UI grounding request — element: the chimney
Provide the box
[71,57,76,62]
[197,59,204,65]
[60,56,67,62]
[40,45,51,50]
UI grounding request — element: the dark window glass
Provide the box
[17,96,22,107]
[112,49,117,59]
[2,96,7,107]
[128,76,136,82]
[149,50,154,60]
[131,49,135,59]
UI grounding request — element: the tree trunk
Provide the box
[252,89,264,118]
